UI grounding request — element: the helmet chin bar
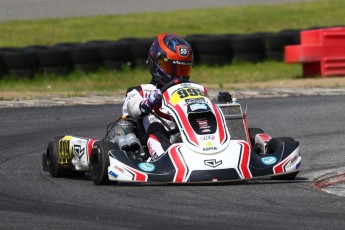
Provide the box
[153,66,173,87]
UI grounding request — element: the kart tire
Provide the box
[70,44,103,72]
[97,41,132,61]
[37,47,74,75]
[271,171,299,180]
[230,34,265,53]
[44,136,71,177]
[266,137,296,155]
[266,137,299,180]
[1,48,39,78]
[197,54,232,66]
[89,141,117,185]
[184,34,233,55]
[119,38,153,68]
[248,127,264,147]
[233,52,266,63]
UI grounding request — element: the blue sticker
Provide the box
[138,162,155,172]
[109,171,118,178]
[261,156,277,165]
[296,161,301,169]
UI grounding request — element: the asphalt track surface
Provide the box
[1,95,345,229]
[0,0,315,22]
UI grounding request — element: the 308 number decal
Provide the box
[177,88,205,98]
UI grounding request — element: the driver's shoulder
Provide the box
[126,84,156,97]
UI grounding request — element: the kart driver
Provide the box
[122,33,207,161]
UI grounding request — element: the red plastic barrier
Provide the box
[285,27,345,77]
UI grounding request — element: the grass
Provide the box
[0,61,301,93]
[0,0,344,94]
[0,0,344,46]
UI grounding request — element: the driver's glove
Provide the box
[141,89,162,111]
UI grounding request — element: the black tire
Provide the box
[265,32,295,51]
[70,44,103,72]
[1,48,39,78]
[98,41,133,69]
[98,41,131,60]
[185,34,233,55]
[230,34,266,53]
[119,38,153,68]
[89,141,118,185]
[279,29,302,44]
[266,137,296,155]
[24,45,49,52]
[37,46,74,75]
[233,52,266,63]
[0,50,7,77]
[248,127,265,147]
[44,136,71,177]
[230,34,266,63]
[43,136,86,178]
[266,137,299,180]
[197,54,232,66]
[264,31,296,61]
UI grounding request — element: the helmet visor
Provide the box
[158,57,192,79]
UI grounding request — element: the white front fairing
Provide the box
[166,140,252,182]
[162,83,231,154]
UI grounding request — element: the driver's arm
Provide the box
[123,86,162,120]
[126,93,146,120]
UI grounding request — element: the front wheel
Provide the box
[248,127,264,147]
[89,141,117,185]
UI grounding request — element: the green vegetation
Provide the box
[0,0,344,94]
[0,0,343,46]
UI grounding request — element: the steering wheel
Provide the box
[160,77,190,94]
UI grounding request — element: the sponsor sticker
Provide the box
[190,103,207,111]
[203,147,218,151]
[296,161,302,169]
[178,46,189,57]
[261,156,277,165]
[204,159,222,168]
[138,163,155,172]
[114,166,125,174]
[109,171,119,178]
[200,135,215,141]
[186,98,206,105]
[73,144,85,159]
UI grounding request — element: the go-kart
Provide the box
[42,78,301,185]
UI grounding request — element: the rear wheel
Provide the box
[89,141,117,185]
[43,136,71,177]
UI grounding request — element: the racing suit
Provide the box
[122,83,175,160]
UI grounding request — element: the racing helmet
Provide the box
[147,33,193,87]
